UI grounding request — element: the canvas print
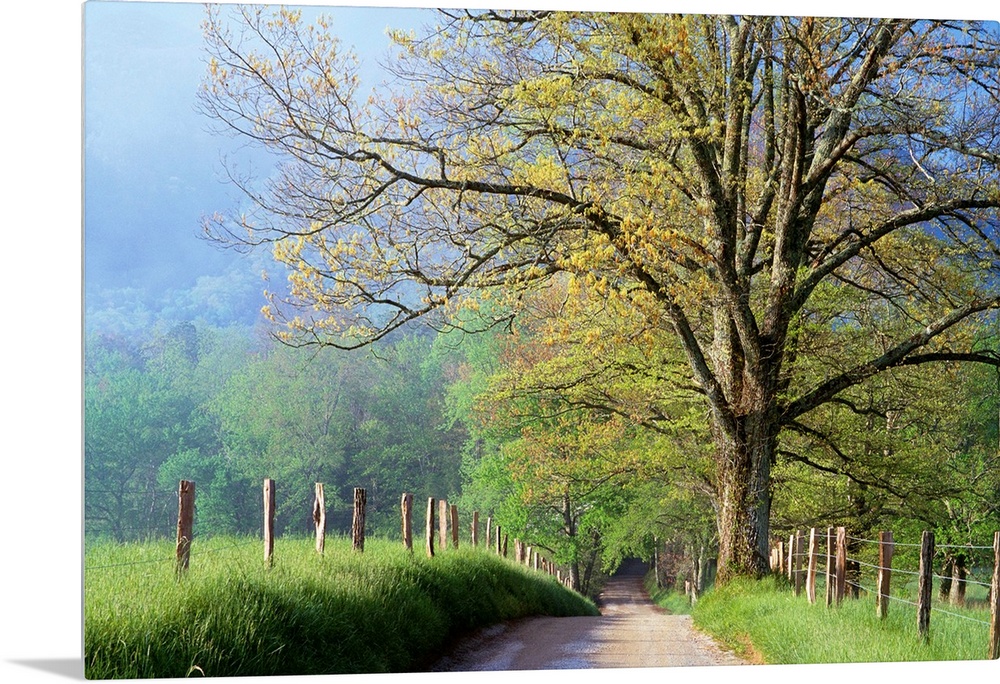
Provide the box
[84,0,1000,679]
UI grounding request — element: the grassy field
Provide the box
[84,535,598,678]
[652,574,995,665]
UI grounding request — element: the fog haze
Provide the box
[84,0,431,335]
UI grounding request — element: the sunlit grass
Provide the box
[644,573,693,615]
[687,575,994,664]
[84,535,598,678]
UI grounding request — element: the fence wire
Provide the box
[775,527,998,657]
[86,536,262,571]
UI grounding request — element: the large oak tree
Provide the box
[199,7,1000,580]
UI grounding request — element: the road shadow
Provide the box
[613,558,650,577]
[595,558,651,613]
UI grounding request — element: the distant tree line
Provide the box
[85,314,999,598]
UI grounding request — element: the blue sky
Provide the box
[83,1,435,333]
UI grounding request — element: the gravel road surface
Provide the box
[431,560,746,671]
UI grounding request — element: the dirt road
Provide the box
[430,560,746,671]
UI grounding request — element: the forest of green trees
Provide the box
[85,312,999,596]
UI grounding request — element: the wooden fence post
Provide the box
[352,488,367,552]
[263,478,275,568]
[988,531,999,659]
[777,540,785,577]
[175,480,195,576]
[426,497,435,558]
[794,530,804,596]
[438,499,448,550]
[825,527,835,607]
[787,534,795,583]
[835,527,847,605]
[876,530,894,620]
[806,528,818,604]
[450,504,459,549]
[471,511,479,548]
[485,516,493,551]
[496,525,502,554]
[917,530,934,641]
[401,492,414,552]
[313,483,326,555]
[502,533,509,558]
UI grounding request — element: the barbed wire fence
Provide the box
[770,526,1000,660]
[84,479,574,588]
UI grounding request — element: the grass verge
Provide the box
[644,572,692,615]
[84,536,597,678]
[688,575,994,664]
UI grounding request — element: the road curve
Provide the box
[430,560,746,671]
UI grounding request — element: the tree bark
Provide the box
[561,489,582,592]
[714,411,775,582]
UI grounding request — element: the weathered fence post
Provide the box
[835,527,847,605]
[352,487,366,552]
[485,516,493,551]
[787,533,795,583]
[806,528,818,604]
[917,530,934,641]
[471,511,479,548]
[496,525,502,554]
[876,530,894,620]
[794,530,804,596]
[438,499,448,550]
[989,530,999,659]
[450,504,459,549]
[426,497,436,558]
[777,540,785,577]
[175,480,195,576]
[401,492,414,552]
[313,483,326,555]
[502,533,509,558]
[825,527,835,607]
[263,478,275,568]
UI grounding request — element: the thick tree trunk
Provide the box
[714,411,775,583]
[561,490,582,593]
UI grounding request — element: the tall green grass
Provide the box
[644,573,693,615]
[686,575,994,664]
[85,535,597,678]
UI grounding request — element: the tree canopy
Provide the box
[199,7,1000,580]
